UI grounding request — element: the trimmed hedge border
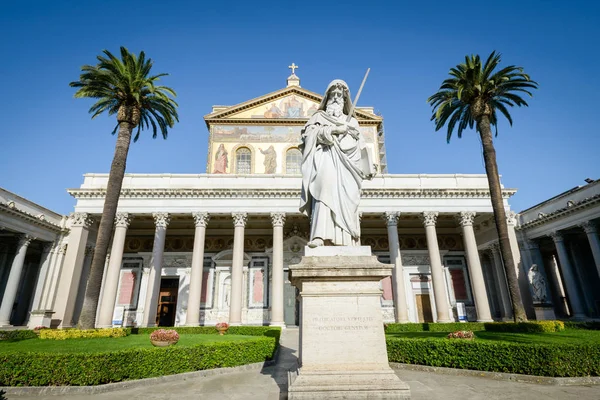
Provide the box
[0,330,37,341]
[385,320,568,334]
[0,327,281,386]
[385,322,485,333]
[386,337,600,377]
[564,321,600,331]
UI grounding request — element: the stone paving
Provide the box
[9,328,600,399]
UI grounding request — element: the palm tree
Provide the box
[427,51,538,322]
[70,47,178,329]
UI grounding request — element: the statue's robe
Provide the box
[299,110,368,245]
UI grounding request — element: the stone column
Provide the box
[580,221,600,279]
[97,213,132,328]
[458,212,493,322]
[270,212,286,327]
[30,242,54,311]
[550,231,586,318]
[142,212,170,327]
[186,212,210,326]
[489,243,513,319]
[42,241,67,310]
[384,212,409,322]
[229,212,247,326]
[54,213,94,327]
[421,212,451,322]
[0,235,34,327]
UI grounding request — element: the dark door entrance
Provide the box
[156,277,179,327]
[415,294,434,323]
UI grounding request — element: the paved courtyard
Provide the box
[10,328,600,400]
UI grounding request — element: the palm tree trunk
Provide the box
[77,121,133,329]
[477,116,528,322]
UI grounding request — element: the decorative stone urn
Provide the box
[149,329,179,347]
[150,339,178,347]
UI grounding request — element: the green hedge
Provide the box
[0,330,37,342]
[387,337,600,377]
[564,321,600,331]
[484,321,564,333]
[385,322,485,333]
[40,328,128,340]
[128,326,280,340]
[0,336,277,386]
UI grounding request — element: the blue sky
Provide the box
[1,0,598,215]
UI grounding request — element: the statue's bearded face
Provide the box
[326,87,344,117]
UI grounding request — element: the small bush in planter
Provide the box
[447,330,475,340]
[149,329,179,346]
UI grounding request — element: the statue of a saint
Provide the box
[528,264,548,304]
[299,79,375,248]
[213,144,228,174]
[260,145,277,174]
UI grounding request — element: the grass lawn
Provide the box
[386,329,600,345]
[0,334,257,353]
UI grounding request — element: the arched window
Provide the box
[285,148,302,175]
[235,147,252,174]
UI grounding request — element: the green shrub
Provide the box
[127,326,280,340]
[564,321,600,331]
[39,328,128,340]
[0,336,277,386]
[385,322,485,333]
[387,337,600,377]
[0,330,37,342]
[484,321,564,333]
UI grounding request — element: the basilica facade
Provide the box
[6,69,596,329]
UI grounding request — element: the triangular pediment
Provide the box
[204,86,381,124]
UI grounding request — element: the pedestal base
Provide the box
[27,310,54,329]
[288,246,411,399]
[534,305,556,321]
[288,368,410,399]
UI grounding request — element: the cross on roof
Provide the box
[288,62,298,75]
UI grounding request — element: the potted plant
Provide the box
[215,322,229,335]
[150,329,179,347]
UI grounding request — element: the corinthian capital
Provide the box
[270,212,286,227]
[549,231,563,243]
[192,212,210,228]
[18,234,35,248]
[506,211,518,226]
[70,212,95,228]
[383,211,400,227]
[232,212,248,227]
[421,211,438,227]
[115,212,132,228]
[458,211,476,227]
[580,221,597,234]
[152,212,171,228]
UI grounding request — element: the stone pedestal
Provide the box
[287,246,411,399]
[27,310,54,329]
[534,305,556,321]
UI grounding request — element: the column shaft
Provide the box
[142,213,170,327]
[581,222,600,279]
[459,212,493,322]
[229,212,247,326]
[422,212,451,322]
[186,212,209,326]
[30,243,53,311]
[97,213,132,328]
[490,244,512,319]
[0,235,34,326]
[384,212,408,322]
[270,212,286,327]
[551,232,585,318]
[54,213,94,327]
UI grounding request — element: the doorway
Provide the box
[284,281,299,326]
[156,277,179,327]
[415,294,434,323]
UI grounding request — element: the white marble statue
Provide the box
[528,264,548,303]
[299,79,375,248]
